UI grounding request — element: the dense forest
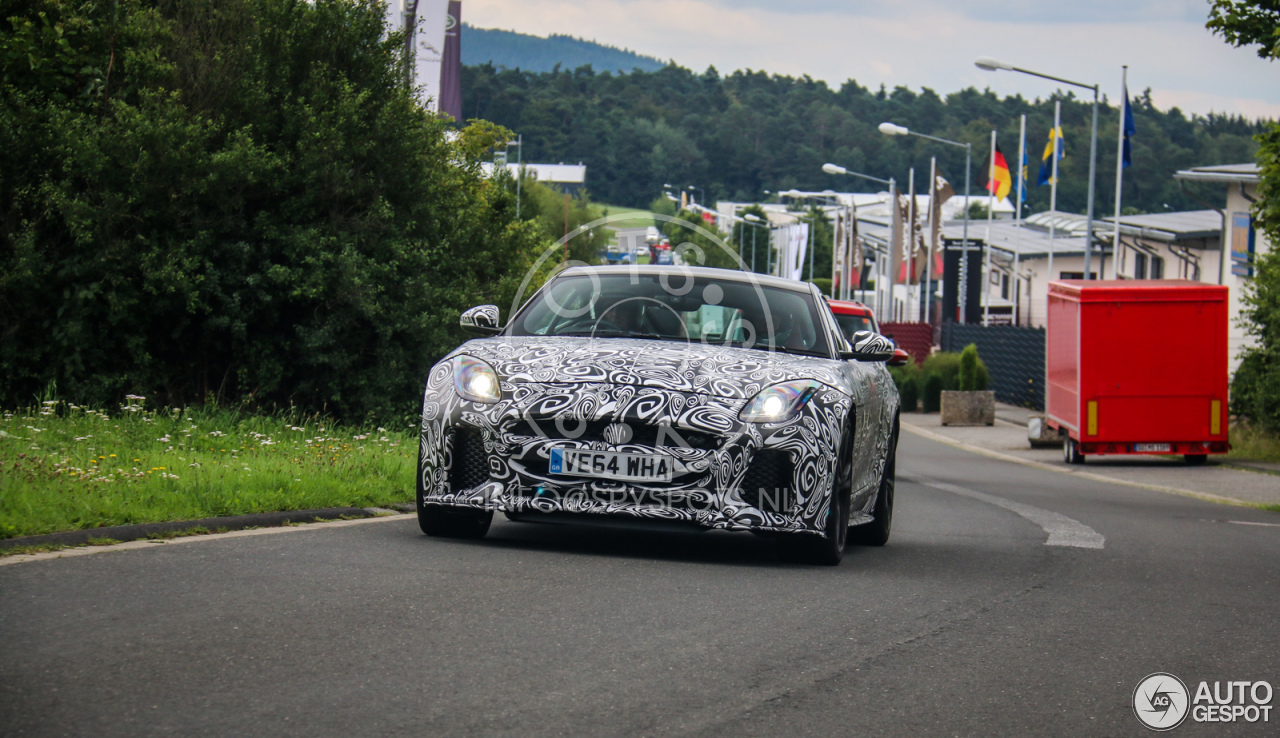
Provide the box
[462,24,664,74]
[462,63,1268,215]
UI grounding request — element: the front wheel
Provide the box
[417,452,493,538]
[777,432,853,566]
[418,503,493,539]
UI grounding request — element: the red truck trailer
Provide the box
[1046,280,1229,465]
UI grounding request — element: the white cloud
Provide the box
[464,0,1279,118]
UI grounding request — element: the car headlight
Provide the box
[452,355,500,404]
[740,380,819,423]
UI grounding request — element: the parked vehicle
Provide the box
[1046,280,1229,464]
[826,299,879,339]
[418,266,902,564]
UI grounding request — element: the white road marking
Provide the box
[911,477,1106,549]
[1227,520,1280,528]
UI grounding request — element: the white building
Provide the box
[1172,163,1268,370]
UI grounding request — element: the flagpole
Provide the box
[984,129,996,326]
[1111,65,1128,280]
[1048,100,1061,294]
[907,167,916,321]
[1015,114,1026,326]
[926,157,937,324]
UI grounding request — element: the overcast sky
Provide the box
[464,0,1279,119]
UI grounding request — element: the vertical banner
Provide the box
[414,0,450,112]
[773,224,809,281]
[440,1,463,121]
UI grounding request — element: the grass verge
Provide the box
[1227,421,1280,464]
[1,398,414,540]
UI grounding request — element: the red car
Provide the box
[826,299,879,340]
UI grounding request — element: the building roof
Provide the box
[1099,210,1222,242]
[1172,163,1260,184]
[479,162,587,184]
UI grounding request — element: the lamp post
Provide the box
[975,56,1100,280]
[744,213,769,274]
[879,122,973,323]
[506,135,523,219]
[822,164,895,305]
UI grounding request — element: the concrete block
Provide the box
[940,390,995,426]
[1026,414,1063,448]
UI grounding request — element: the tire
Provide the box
[849,425,896,547]
[1064,438,1085,465]
[417,445,493,539]
[1184,454,1208,466]
[418,503,493,538]
[777,428,854,566]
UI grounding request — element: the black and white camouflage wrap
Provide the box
[419,336,898,537]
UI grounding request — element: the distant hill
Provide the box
[461,24,665,74]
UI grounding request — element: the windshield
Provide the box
[834,313,878,341]
[510,274,831,357]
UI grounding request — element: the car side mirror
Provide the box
[460,304,503,334]
[839,330,896,362]
[888,348,911,367]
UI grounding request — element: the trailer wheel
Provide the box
[1184,454,1207,466]
[1064,439,1085,465]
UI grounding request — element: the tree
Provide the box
[1208,0,1280,432]
[0,0,544,423]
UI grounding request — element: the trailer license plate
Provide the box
[549,448,673,482]
[1134,443,1171,453]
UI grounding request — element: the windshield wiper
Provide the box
[555,330,673,340]
[720,340,830,359]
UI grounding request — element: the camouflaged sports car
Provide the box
[416,265,901,564]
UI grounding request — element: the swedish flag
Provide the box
[1037,126,1065,186]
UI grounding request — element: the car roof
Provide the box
[558,265,817,295]
[826,298,875,316]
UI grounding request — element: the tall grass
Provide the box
[1228,421,1280,464]
[0,397,415,539]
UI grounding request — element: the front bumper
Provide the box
[418,367,852,535]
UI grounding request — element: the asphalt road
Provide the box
[2,431,1278,736]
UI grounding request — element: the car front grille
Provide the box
[506,417,721,450]
[739,450,794,512]
[449,426,491,491]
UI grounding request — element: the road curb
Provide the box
[0,503,417,552]
[900,422,1274,511]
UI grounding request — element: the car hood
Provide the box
[450,336,847,400]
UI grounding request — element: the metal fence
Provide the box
[940,322,1046,410]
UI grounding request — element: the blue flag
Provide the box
[1037,126,1065,186]
[1121,90,1136,169]
[1019,148,1028,204]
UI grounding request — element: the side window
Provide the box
[820,301,851,353]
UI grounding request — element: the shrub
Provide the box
[889,361,921,412]
[922,373,944,413]
[959,344,990,391]
[922,352,961,390]
[811,278,833,296]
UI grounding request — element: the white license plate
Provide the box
[1134,443,1172,453]
[549,448,673,482]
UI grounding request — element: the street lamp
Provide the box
[975,56,1100,280]
[822,163,896,308]
[880,122,974,323]
[743,213,769,274]
[506,136,523,219]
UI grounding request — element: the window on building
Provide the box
[1134,252,1148,279]
[1059,272,1097,280]
[1151,256,1164,279]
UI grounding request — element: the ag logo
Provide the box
[1134,672,1190,731]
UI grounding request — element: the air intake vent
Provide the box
[739,450,794,512]
[449,426,491,491]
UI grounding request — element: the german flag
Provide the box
[985,144,1012,201]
